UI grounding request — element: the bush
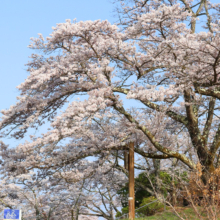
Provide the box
[136,196,164,216]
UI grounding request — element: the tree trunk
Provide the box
[201,165,215,185]
[197,145,215,185]
[71,210,75,220]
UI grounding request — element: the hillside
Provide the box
[121,206,220,220]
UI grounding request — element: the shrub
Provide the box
[136,196,163,216]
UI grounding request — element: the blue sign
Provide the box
[4,209,20,220]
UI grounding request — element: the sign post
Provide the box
[4,209,21,220]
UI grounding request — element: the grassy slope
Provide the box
[122,206,220,220]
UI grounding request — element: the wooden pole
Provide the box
[124,151,129,170]
[128,142,135,220]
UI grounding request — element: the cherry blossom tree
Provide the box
[0,1,220,214]
[0,141,123,219]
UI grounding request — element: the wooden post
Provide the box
[128,142,135,220]
[124,151,129,170]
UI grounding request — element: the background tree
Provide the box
[0,141,123,220]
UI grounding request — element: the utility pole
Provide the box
[128,142,135,220]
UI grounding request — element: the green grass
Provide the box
[120,206,220,220]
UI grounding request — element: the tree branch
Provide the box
[113,87,188,126]
[202,97,216,146]
[112,101,196,169]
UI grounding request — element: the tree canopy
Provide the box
[1,0,220,218]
